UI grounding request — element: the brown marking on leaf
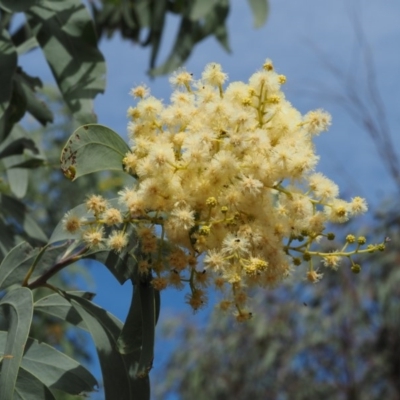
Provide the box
[23,247,32,256]
[83,125,89,130]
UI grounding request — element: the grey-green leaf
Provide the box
[0,0,40,12]
[13,368,55,400]
[0,29,17,119]
[247,0,269,28]
[25,0,106,125]
[149,0,230,76]
[87,246,138,285]
[189,0,215,20]
[148,0,167,70]
[34,291,94,331]
[65,294,142,400]
[0,241,78,290]
[4,157,29,198]
[60,124,130,181]
[0,138,39,159]
[16,36,38,55]
[137,281,156,376]
[17,69,53,125]
[117,279,157,378]
[0,29,18,141]
[117,284,143,355]
[0,194,48,243]
[0,287,34,399]
[0,331,98,395]
[149,17,197,77]
[0,242,38,290]
[201,0,230,52]
[0,219,16,257]
[36,291,150,398]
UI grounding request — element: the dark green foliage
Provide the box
[0,287,33,399]
[0,123,160,399]
[91,0,269,76]
[0,0,106,140]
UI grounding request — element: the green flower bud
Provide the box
[357,236,367,245]
[351,264,361,274]
[378,243,386,252]
[293,257,302,266]
[206,197,217,207]
[346,234,356,243]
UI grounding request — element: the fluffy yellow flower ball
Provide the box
[65,60,383,319]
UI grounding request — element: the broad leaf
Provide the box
[65,294,148,400]
[16,36,38,55]
[87,249,136,285]
[60,124,130,181]
[149,0,230,76]
[154,289,160,325]
[4,156,29,198]
[1,124,41,198]
[16,68,53,125]
[0,0,39,12]
[34,291,95,331]
[0,219,16,257]
[136,280,156,376]
[0,331,98,396]
[5,157,45,169]
[0,29,17,119]
[0,194,48,243]
[0,29,18,140]
[91,0,148,42]
[149,17,197,77]
[0,242,38,290]
[117,279,158,378]
[35,291,151,398]
[117,283,142,355]
[0,138,39,159]
[247,0,269,28]
[148,0,167,70]
[26,0,106,125]
[0,241,77,290]
[0,287,33,399]
[12,368,55,400]
[200,0,230,52]
[189,0,216,20]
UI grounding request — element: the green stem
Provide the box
[21,244,50,287]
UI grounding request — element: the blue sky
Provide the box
[18,0,400,398]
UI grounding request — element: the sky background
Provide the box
[18,0,400,398]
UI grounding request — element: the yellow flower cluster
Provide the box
[64,60,384,320]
